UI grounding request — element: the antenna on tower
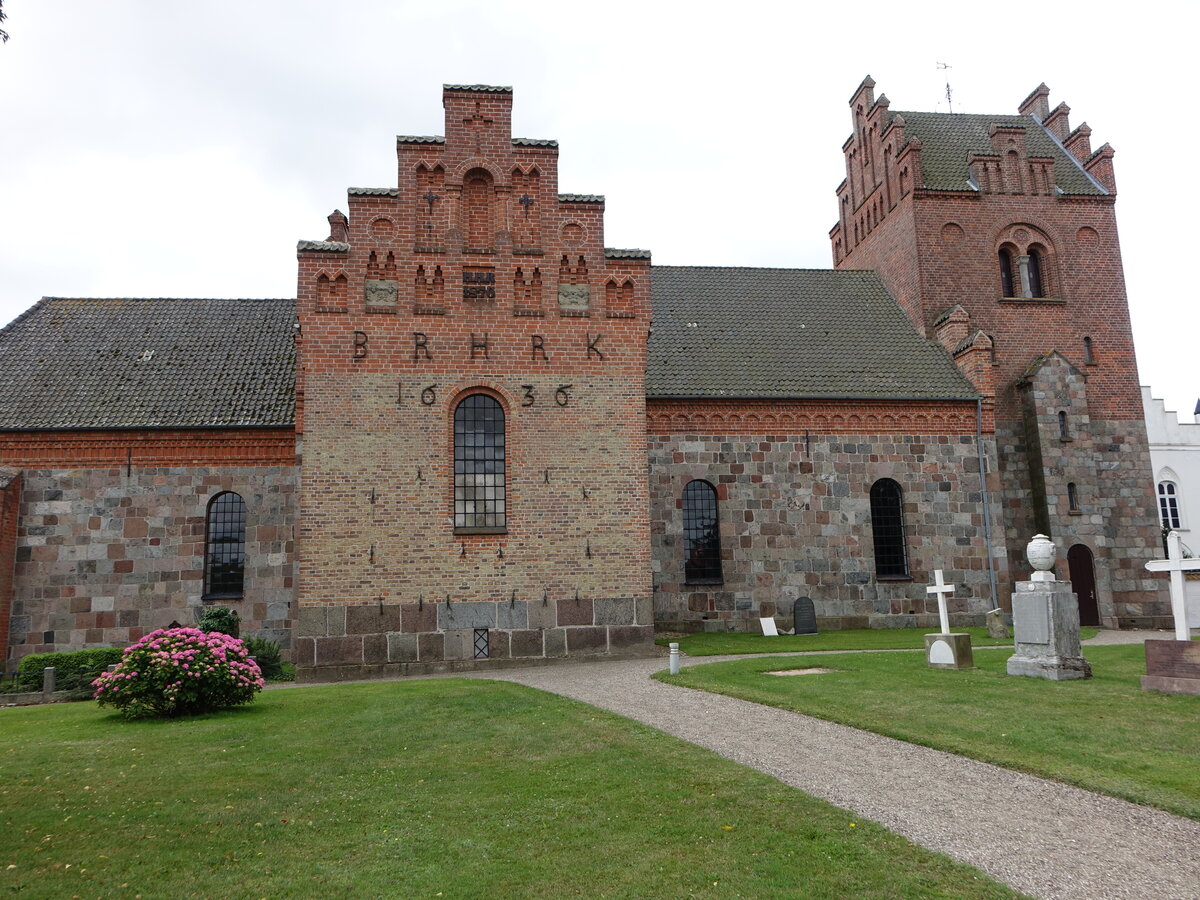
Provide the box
[937,62,954,113]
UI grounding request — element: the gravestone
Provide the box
[985,608,1008,639]
[923,569,973,669]
[794,597,818,635]
[1007,535,1092,681]
[759,617,779,637]
[1142,530,1200,696]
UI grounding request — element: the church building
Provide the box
[0,79,1167,680]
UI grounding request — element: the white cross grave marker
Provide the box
[926,569,956,635]
[1145,531,1200,641]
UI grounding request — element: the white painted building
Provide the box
[1142,386,1200,620]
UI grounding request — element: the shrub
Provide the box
[242,636,283,681]
[92,627,263,718]
[198,606,240,638]
[18,647,125,693]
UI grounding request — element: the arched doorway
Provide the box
[1067,544,1100,626]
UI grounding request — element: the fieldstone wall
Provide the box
[649,419,1008,631]
[6,465,297,666]
[292,595,654,681]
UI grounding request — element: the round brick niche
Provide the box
[369,217,396,240]
[939,222,964,244]
[562,223,585,246]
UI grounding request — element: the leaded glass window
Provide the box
[683,479,722,583]
[1158,481,1181,530]
[454,394,506,531]
[204,492,246,599]
[869,478,908,578]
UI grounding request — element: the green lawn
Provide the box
[659,644,1200,820]
[0,680,1024,899]
[657,626,1098,656]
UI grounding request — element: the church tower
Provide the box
[293,85,654,677]
[831,77,1164,625]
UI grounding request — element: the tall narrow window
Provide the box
[998,249,1015,297]
[1158,481,1181,530]
[204,492,246,599]
[1027,248,1044,297]
[1058,410,1070,440]
[1067,482,1080,512]
[682,480,722,583]
[454,393,506,531]
[869,479,909,578]
[1083,336,1095,365]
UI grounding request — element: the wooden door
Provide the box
[1067,543,1100,626]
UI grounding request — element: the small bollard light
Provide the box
[669,642,680,676]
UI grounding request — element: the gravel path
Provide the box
[474,641,1200,900]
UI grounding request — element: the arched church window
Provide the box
[1027,247,1045,297]
[998,248,1015,297]
[1158,481,1181,530]
[682,480,722,583]
[454,393,506,532]
[869,479,908,578]
[1083,336,1095,365]
[1067,482,1080,513]
[204,492,246,600]
[1058,411,1070,440]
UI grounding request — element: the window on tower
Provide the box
[1027,247,1045,297]
[999,248,1015,297]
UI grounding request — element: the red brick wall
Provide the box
[0,429,296,468]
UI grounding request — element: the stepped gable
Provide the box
[890,111,1105,195]
[647,266,977,400]
[0,297,296,429]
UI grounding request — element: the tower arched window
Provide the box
[682,480,722,583]
[869,479,909,578]
[204,492,246,600]
[1067,482,1080,513]
[1158,481,1181,530]
[454,393,506,532]
[1058,410,1070,440]
[1027,248,1045,297]
[998,248,1015,297]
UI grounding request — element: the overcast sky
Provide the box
[1,1,1194,421]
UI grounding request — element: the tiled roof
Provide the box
[559,194,604,203]
[648,267,977,400]
[297,240,349,252]
[443,84,512,93]
[348,187,399,197]
[0,298,296,429]
[512,138,557,148]
[893,111,1105,196]
[605,248,652,259]
[396,135,446,144]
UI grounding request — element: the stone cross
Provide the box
[926,569,956,635]
[1145,531,1200,641]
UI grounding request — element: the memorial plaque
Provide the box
[1012,595,1050,644]
[365,279,398,307]
[557,284,590,310]
[794,596,818,635]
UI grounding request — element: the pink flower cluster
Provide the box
[93,626,264,718]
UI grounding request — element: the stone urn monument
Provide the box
[1007,534,1092,680]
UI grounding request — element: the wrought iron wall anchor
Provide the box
[416,468,423,482]
[574,588,580,602]
[370,487,376,504]
[370,543,376,563]
[461,542,467,557]
[497,545,504,559]
[510,589,517,607]
[581,486,589,500]
[544,469,550,483]
[445,594,452,608]
[585,540,592,559]
[418,593,424,611]
[543,589,548,606]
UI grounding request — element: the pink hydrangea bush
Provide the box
[92,627,264,718]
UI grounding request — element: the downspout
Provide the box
[977,397,998,611]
